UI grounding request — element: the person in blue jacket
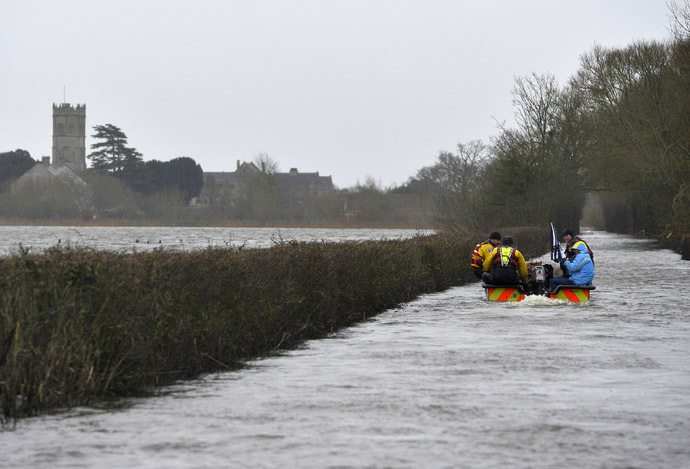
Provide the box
[549,243,594,291]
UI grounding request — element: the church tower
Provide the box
[52,103,86,171]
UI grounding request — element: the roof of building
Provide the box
[273,171,333,191]
[10,161,85,193]
[204,164,333,191]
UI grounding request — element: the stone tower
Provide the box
[52,103,86,171]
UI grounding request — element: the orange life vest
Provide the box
[471,239,491,269]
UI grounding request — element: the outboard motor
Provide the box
[526,263,553,296]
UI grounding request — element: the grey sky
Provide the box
[0,0,673,188]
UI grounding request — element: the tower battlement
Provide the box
[53,103,86,114]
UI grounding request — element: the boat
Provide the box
[481,223,596,302]
[482,282,596,303]
[482,264,596,302]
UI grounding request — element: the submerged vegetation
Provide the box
[0,228,544,420]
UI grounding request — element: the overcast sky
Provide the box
[0,0,674,188]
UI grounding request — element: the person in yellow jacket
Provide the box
[471,231,502,279]
[481,236,528,287]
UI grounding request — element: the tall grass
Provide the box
[0,228,545,419]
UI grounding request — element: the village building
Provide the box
[10,156,85,194]
[11,103,87,193]
[272,168,334,193]
[197,160,334,205]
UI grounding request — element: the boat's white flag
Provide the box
[550,222,564,262]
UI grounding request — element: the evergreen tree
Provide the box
[0,149,37,190]
[120,157,204,203]
[88,124,143,173]
[165,157,204,203]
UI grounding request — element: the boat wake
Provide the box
[520,295,562,305]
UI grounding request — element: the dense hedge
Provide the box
[0,227,545,419]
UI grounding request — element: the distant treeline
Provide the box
[0,227,545,419]
[0,148,436,227]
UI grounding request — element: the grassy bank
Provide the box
[1,227,545,419]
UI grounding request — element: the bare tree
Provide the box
[488,73,591,229]
[253,152,280,174]
[355,175,384,193]
[669,0,690,39]
[414,140,491,232]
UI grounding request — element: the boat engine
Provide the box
[526,263,553,295]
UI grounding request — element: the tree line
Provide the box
[410,1,690,238]
[87,123,204,204]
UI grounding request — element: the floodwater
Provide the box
[2,231,689,469]
[0,226,433,255]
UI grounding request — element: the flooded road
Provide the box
[2,231,689,468]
